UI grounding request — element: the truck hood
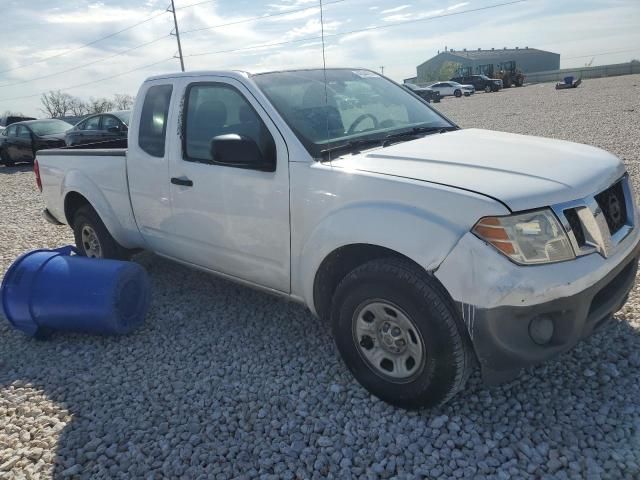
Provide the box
[331,128,625,211]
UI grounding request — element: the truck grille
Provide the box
[595,181,627,234]
[553,176,634,259]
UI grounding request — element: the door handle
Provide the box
[171,177,193,187]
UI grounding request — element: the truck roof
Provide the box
[144,70,252,82]
[144,67,375,82]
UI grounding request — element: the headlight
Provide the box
[472,209,575,265]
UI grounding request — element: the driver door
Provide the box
[163,77,291,292]
[3,125,19,161]
[439,83,453,96]
[16,126,34,161]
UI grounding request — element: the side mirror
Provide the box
[210,134,274,172]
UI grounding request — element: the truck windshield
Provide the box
[252,69,453,158]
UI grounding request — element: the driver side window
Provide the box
[183,83,276,169]
[17,126,31,139]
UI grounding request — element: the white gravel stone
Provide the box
[1,74,640,478]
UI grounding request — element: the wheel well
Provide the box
[64,192,90,227]
[313,244,425,322]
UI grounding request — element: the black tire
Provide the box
[0,149,14,166]
[72,205,129,260]
[484,85,492,93]
[330,258,474,409]
[454,89,462,98]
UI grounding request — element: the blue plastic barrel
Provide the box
[564,76,574,85]
[1,246,150,337]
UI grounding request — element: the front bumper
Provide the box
[435,229,640,385]
[42,208,63,225]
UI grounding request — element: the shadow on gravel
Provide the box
[2,252,640,478]
[0,164,33,174]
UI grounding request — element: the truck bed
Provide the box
[36,147,143,249]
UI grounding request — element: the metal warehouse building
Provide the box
[415,47,560,83]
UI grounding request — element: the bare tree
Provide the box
[113,94,135,110]
[69,97,88,116]
[85,97,115,114]
[40,90,74,118]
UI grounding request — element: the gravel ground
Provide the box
[1,75,640,479]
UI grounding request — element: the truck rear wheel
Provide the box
[72,205,129,260]
[330,258,474,409]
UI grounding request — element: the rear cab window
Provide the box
[138,84,173,157]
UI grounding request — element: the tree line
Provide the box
[39,91,135,118]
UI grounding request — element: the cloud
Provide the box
[266,0,316,12]
[384,8,445,23]
[282,17,341,41]
[447,2,470,11]
[381,5,411,15]
[266,7,320,22]
[0,0,638,116]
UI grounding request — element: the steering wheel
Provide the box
[347,113,379,135]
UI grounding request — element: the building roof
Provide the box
[418,47,559,68]
[447,47,557,59]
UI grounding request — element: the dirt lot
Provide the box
[1,75,640,479]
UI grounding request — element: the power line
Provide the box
[185,35,323,58]
[0,35,171,88]
[564,48,640,60]
[0,57,175,103]
[0,8,170,75]
[0,0,524,104]
[176,0,217,9]
[181,0,346,35]
[185,0,526,59]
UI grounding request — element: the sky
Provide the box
[1,0,639,116]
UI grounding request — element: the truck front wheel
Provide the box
[72,205,129,260]
[330,258,474,409]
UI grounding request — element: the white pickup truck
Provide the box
[36,68,639,408]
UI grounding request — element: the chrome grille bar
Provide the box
[552,175,635,259]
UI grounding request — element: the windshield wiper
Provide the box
[320,138,384,160]
[382,125,457,146]
[318,126,457,161]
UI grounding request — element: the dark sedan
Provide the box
[65,110,130,147]
[0,119,72,166]
[403,83,441,103]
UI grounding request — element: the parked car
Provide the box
[65,110,130,147]
[450,74,503,93]
[0,119,71,166]
[429,81,475,97]
[403,83,441,103]
[0,114,36,128]
[36,68,639,408]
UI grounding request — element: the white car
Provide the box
[429,81,475,97]
[36,68,639,409]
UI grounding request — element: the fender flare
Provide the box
[61,170,131,248]
[296,201,466,314]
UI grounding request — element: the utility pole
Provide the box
[168,0,185,72]
[380,66,384,75]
